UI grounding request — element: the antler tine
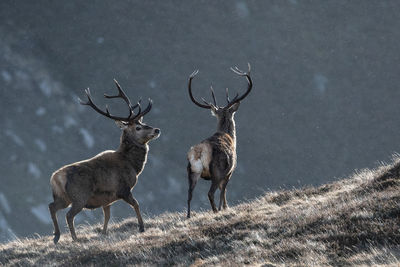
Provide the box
[103,79,134,118]
[132,99,142,111]
[78,88,91,105]
[225,88,230,103]
[210,86,218,107]
[105,105,111,116]
[230,66,242,75]
[226,87,240,103]
[132,98,153,121]
[201,97,210,106]
[104,80,131,104]
[188,69,212,109]
[136,102,142,117]
[142,99,153,116]
[190,69,199,79]
[79,88,97,107]
[230,93,239,102]
[224,88,240,103]
[230,63,251,76]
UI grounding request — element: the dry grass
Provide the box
[2,158,400,266]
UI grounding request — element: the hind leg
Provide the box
[218,180,229,211]
[187,164,200,218]
[49,196,69,244]
[102,205,111,235]
[219,173,232,211]
[66,201,85,241]
[222,186,229,209]
[208,181,219,213]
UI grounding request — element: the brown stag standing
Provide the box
[49,80,160,244]
[186,63,252,218]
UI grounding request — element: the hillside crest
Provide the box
[1,157,400,266]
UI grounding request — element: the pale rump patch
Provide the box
[187,143,212,176]
[50,170,67,200]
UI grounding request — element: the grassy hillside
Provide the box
[1,157,400,266]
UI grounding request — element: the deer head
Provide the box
[79,79,160,145]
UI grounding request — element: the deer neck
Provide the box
[117,133,149,175]
[217,116,236,143]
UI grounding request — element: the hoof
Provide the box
[53,233,60,244]
[139,227,145,233]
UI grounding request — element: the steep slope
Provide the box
[1,157,400,266]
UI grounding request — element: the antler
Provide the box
[188,70,212,109]
[135,98,153,120]
[103,79,135,117]
[187,63,252,110]
[225,63,252,109]
[79,79,152,122]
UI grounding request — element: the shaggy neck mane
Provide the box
[117,132,149,175]
[217,115,236,143]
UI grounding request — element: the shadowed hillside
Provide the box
[1,157,400,266]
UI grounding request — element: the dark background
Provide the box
[1,1,400,241]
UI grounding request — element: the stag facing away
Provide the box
[49,79,160,244]
[186,64,253,218]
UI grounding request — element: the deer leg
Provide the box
[66,202,85,241]
[208,181,219,213]
[102,205,111,235]
[49,196,69,244]
[123,194,145,232]
[219,173,232,210]
[187,164,200,218]
[218,180,229,211]
[223,186,229,210]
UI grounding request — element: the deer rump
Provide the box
[188,133,236,180]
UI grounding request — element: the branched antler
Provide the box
[188,63,252,110]
[79,79,152,122]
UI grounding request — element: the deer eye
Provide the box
[136,126,142,131]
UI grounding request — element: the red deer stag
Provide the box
[186,63,252,218]
[49,79,160,243]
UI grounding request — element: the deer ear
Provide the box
[210,108,217,117]
[115,121,129,129]
[229,102,240,112]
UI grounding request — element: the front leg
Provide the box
[102,205,111,235]
[66,201,85,241]
[122,193,145,232]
